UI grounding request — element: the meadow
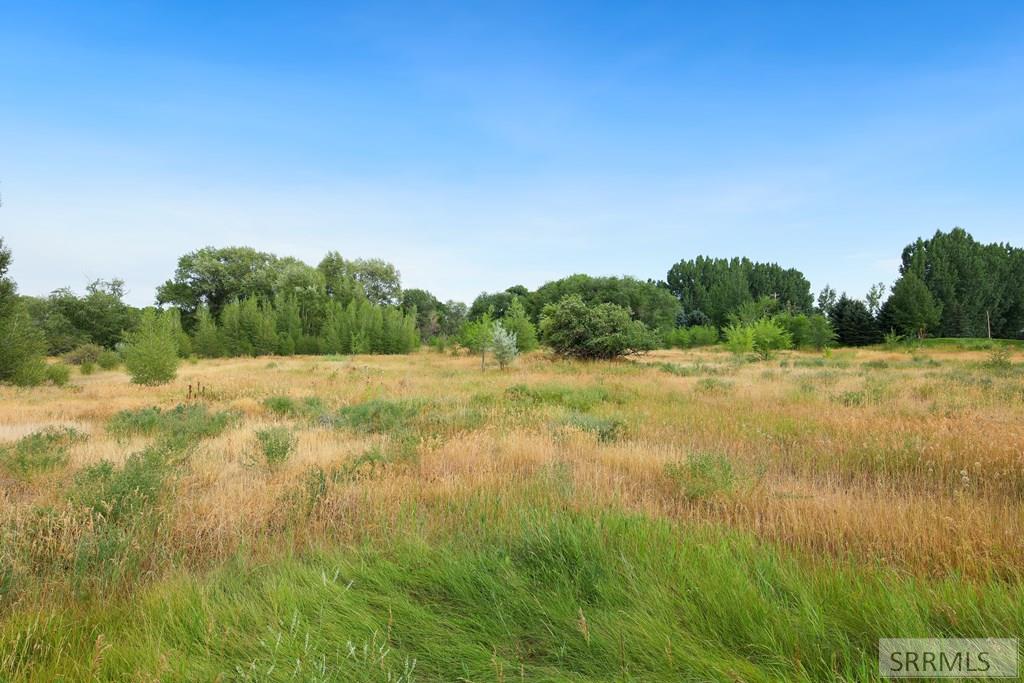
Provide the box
[1,345,1022,681]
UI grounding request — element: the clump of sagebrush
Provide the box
[490,322,519,369]
[0,426,86,476]
[64,344,104,366]
[255,427,295,466]
[539,294,655,360]
[123,309,180,385]
[44,363,71,386]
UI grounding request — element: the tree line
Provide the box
[1,227,1021,385]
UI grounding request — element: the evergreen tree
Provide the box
[123,310,179,385]
[501,296,538,352]
[879,273,942,339]
[829,296,881,346]
[192,304,223,357]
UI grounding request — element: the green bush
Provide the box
[0,308,48,386]
[123,310,180,386]
[750,318,793,360]
[263,395,298,416]
[97,350,120,370]
[256,427,295,466]
[44,363,71,386]
[724,323,754,354]
[64,343,104,366]
[984,346,1013,373]
[491,322,519,369]
[0,426,86,476]
[688,325,720,347]
[539,295,656,360]
[80,361,96,376]
[10,357,48,387]
[663,328,691,349]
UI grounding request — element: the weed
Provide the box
[256,427,295,466]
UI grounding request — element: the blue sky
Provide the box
[1,2,1023,306]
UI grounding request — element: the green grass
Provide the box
[3,509,1021,682]
[505,383,615,411]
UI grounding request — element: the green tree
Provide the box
[123,309,179,385]
[750,318,793,360]
[401,288,441,340]
[491,322,519,369]
[829,296,881,346]
[156,246,281,321]
[529,275,680,331]
[879,273,942,339]
[666,256,813,328]
[0,239,48,385]
[501,296,538,352]
[539,295,655,360]
[192,304,223,358]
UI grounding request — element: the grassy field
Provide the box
[1,345,1023,681]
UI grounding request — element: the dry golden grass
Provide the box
[2,345,1023,604]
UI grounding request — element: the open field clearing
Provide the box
[2,345,1023,680]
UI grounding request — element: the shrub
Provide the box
[539,295,656,360]
[64,343,104,366]
[44,363,71,386]
[501,296,538,352]
[803,315,836,350]
[80,361,96,375]
[0,426,86,476]
[664,453,735,500]
[724,324,754,355]
[97,350,120,370]
[11,357,48,387]
[491,322,519,369]
[688,325,719,347]
[123,310,179,386]
[256,427,295,466]
[663,328,691,349]
[984,346,1013,374]
[264,395,298,416]
[750,318,793,360]
[0,307,47,386]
